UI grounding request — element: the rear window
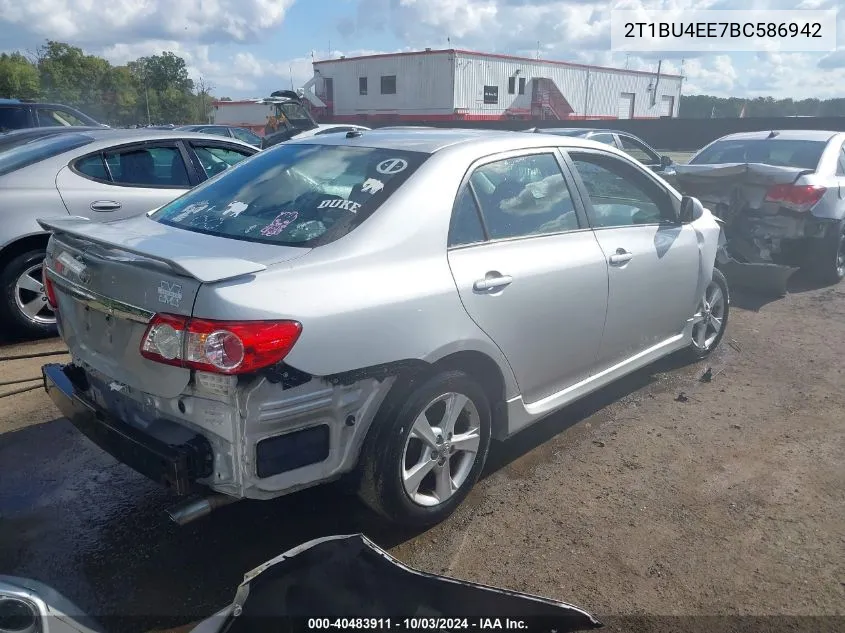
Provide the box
[152,143,428,246]
[690,139,827,170]
[0,133,94,177]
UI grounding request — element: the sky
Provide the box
[0,0,843,100]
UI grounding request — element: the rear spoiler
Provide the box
[673,162,814,186]
[37,216,267,284]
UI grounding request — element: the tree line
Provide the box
[679,94,845,118]
[0,41,230,126]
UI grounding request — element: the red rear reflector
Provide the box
[140,315,302,375]
[764,184,826,212]
[42,262,58,309]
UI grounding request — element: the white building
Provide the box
[302,49,683,123]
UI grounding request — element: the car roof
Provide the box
[14,128,258,149]
[715,130,841,142]
[288,127,614,154]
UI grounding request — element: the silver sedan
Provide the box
[40,128,728,527]
[0,129,258,337]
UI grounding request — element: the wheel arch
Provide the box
[367,349,513,442]
[0,232,51,269]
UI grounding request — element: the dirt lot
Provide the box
[1,273,843,629]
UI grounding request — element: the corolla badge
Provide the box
[157,281,183,307]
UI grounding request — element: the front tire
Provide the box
[0,248,57,340]
[683,267,730,361]
[357,370,492,527]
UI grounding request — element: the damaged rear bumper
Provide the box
[42,363,213,495]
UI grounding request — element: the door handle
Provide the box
[90,200,122,212]
[609,248,633,265]
[473,274,513,292]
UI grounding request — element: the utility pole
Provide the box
[144,66,151,126]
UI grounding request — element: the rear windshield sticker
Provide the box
[361,178,384,195]
[171,201,211,222]
[260,211,299,237]
[222,201,249,218]
[158,281,183,307]
[317,198,361,213]
[376,158,408,175]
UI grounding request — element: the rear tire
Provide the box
[357,370,492,527]
[807,220,845,285]
[0,248,57,340]
[682,267,729,361]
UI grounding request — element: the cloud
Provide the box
[0,0,295,46]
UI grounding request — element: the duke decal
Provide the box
[318,198,362,213]
[260,211,299,237]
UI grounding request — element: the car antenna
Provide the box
[767,130,779,138]
[346,130,363,138]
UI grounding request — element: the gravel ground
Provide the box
[0,271,843,631]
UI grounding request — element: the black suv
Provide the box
[0,99,104,132]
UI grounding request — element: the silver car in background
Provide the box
[0,129,257,338]
[40,129,728,527]
[675,130,845,285]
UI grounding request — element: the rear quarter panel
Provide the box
[0,173,69,251]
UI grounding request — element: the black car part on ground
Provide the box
[198,534,602,633]
[672,162,825,295]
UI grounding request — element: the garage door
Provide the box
[617,93,635,119]
[660,95,674,117]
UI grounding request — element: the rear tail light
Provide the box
[42,262,58,309]
[140,314,302,375]
[764,184,826,212]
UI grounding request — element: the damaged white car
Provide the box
[40,129,726,527]
[675,130,845,292]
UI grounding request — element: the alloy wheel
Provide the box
[691,279,726,351]
[14,263,55,326]
[401,392,482,507]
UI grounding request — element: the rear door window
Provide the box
[153,144,429,247]
[231,128,262,145]
[589,133,618,148]
[466,153,580,240]
[101,145,191,187]
[0,105,31,131]
[617,135,659,164]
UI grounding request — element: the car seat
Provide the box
[169,154,191,186]
[119,151,155,185]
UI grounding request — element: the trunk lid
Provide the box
[41,215,311,399]
[672,162,812,217]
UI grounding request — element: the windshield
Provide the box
[152,143,429,247]
[690,138,827,170]
[0,133,94,177]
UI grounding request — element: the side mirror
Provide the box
[660,155,674,168]
[679,195,702,224]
